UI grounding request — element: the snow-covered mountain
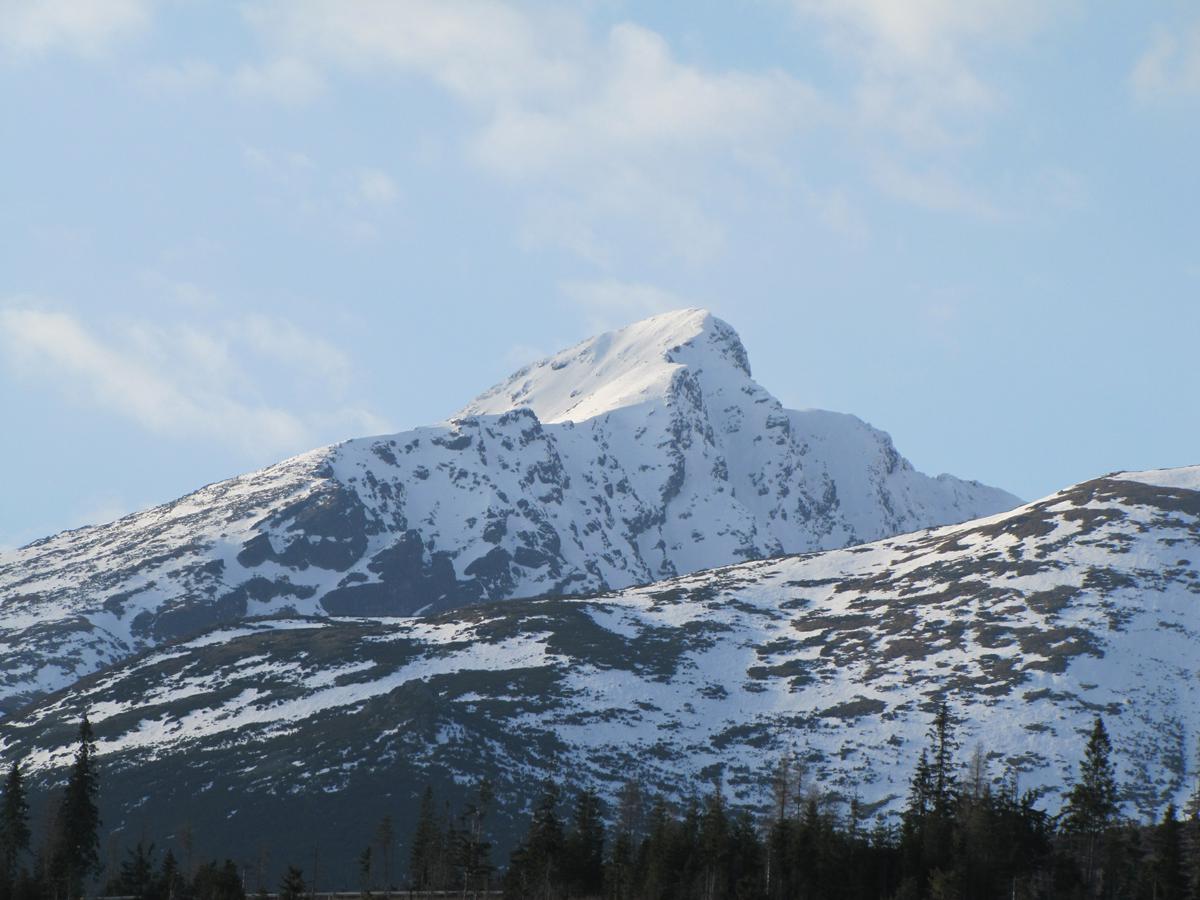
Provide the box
[0,309,1016,713]
[4,467,1197,877]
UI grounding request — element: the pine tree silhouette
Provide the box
[48,714,101,900]
[0,761,31,893]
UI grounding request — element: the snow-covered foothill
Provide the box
[3,469,1196,867]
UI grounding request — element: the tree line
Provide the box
[2,706,1199,899]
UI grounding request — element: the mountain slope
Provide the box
[3,468,1196,878]
[0,309,1017,712]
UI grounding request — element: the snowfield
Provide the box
[3,467,1198,860]
[0,309,1016,713]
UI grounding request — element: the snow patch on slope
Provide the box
[1114,465,1200,492]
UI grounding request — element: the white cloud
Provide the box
[791,0,1059,148]
[518,200,609,267]
[872,161,1002,221]
[235,313,353,390]
[1131,22,1200,102]
[0,303,388,455]
[137,271,220,309]
[352,168,399,207]
[240,1,820,261]
[137,56,325,105]
[562,279,689,332]
[0,306,306,452]
[241,0,579,105]
[472,23,815,177]
[1034,166,1089,212]
[139,59,220,94]
[247,2,818,166]
[242,149,402,242]
[0,0,150,59]
[794,0,1049,63]
[808,187,870,242]
[242,145,316,182]
[232,56,326,105]
[520,170,727,264]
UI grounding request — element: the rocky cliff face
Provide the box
[0,309,1016,713]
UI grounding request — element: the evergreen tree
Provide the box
[407,788,439,891]
[104,842,159,900]
[47,714,101,900]
[928,701,960,816]
[563,787,604,898]
[898,705,962,896]
[696,785,730,900]
[726,811,763,900]
[1060,716,1120,893]
[191,860,244,900]
[614,777,644,845]
[765,813,794,900]
[637,795,673,900]
[373,816,393,895]
[455,778,494,894]
[160,849,186,900]
[905,749,934,827]
[899,746,934,895]
[356,846,371,899]
[0,762,31,896]
[607,778,644,900]
[277,866,305,900]
[503,779,564,900]
[606,829,635,900]
[1152,804,1187,900]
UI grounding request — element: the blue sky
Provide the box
[2,0,1199,548]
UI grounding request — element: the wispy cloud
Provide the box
[240,148,400,241]
[116,0,1060,254]
[139,59,221,94]
[791,0,1060,148]
[1131,21,1200,102]
[872,161,1002,221]
[468,23,815,177]
[236,313,355,391]
[807,187,870,242]
[240,0,579,105]
[351,168,399,207]
[0,0,151,59]
[238,1,820,262]
[232,56,326,104]
[0,302,390,455]
[242,145,316,181]
[138,56,325,105]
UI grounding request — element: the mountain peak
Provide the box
[455,307,752,424]
[0,305,1020,714]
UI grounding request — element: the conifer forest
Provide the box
[2,705,1197,900]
